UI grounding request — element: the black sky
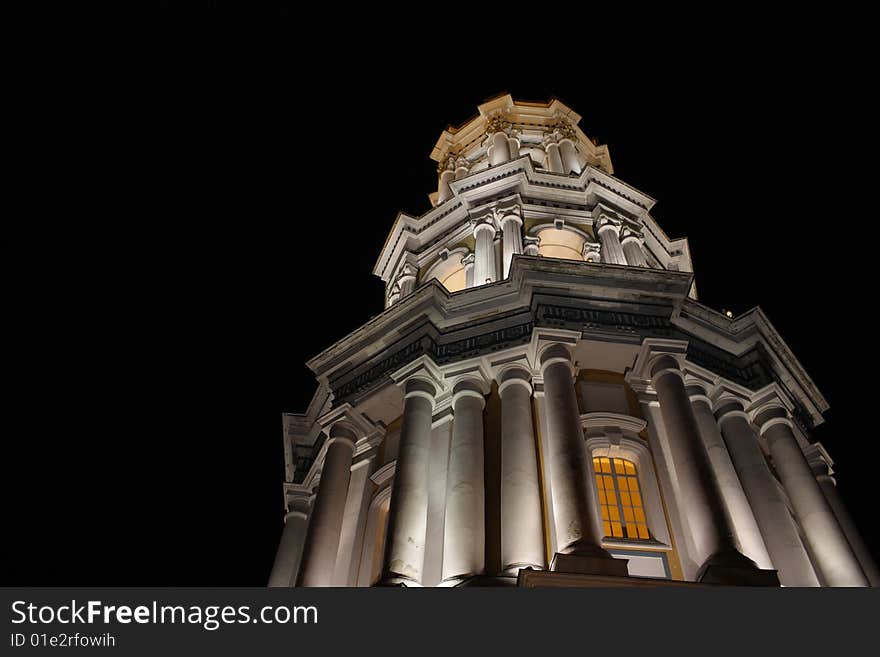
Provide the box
[4,18,875,585]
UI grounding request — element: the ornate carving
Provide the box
[619,224,643,244]
[470,209,498,234]
[333,335,436,402]
[494,202,522,226]
[437,153,457,174]
[328,305,785,419]
[395,262,418,283]
[434,322,533,361]
[486,115,512,135]
[330,321,534,404]
[595,211,622,233]
[552,119,577,141]
[536,304,673,335]
[543,119,577,144]
[582,239,601,262]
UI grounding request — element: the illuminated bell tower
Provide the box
[269,95,877,588]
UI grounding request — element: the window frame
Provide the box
[586,434,672,550]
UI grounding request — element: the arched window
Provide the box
[593,457,650,540]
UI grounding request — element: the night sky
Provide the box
[4,25,875,585]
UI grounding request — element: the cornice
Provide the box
[674,300,828,425]
[308,257,693,380]
[373,157,659,284]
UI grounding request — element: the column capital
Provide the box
[485,114,513,136]
[747,384,795,434]
[650,355,685,381]
[451,379,487,408]
[390,354,444,405]
[684,378,713,407]
[594,211,622,235]
[284,486,313,516]
[619,224,643,246]
[472,220,497,239]
[496,364,533,396]
[713,393,751,426]
[495,203,523,227]
[394,262,418,284]
[538,342,574,372]
[804,442,834,479]
[437,153,457,174]
[470,207,498,233]
[527,328,580,372]
[628,338,689,381]
[317,403,377,445]
[326,422,358,449]
[444,360,491,408]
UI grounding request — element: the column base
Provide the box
[550,552,629,577]
[502,562,545,577]
[376,575,423,587]
[696,548,778,585]
[698,563,780,586]
[450,574,519,587]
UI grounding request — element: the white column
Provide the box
[754,405,868,586]
[597,219,627,265]
[472,219,497,287]
[423,410,454,586]
[715,400,819,586]
[507,136,520,159]
[268,499,310,587]
[488,131,510,166]
[396,264,418,298]
[332,456,376,586]
[493,232,503,282]
[381,378,436,585]
[689,388,773,570]
[454,157,469,181]
[545,142,564,173]
[437,168,455,204]
[386,284,400,308]
[809,456,879,586]
[441,379,486,583]
[296,424,357,587]
[540,343,623,575]
[462,253,475,288]
[560,139,580,174]
[500,208,523,278]
[499,367,545,573]
[620,227,648,267]
[650,356,760,582]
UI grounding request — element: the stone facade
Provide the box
[269,95,877,588]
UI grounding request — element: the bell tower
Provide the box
[269,95,876,588]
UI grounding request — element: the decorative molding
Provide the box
[536,303,673,336]
[370,461,396,487]
[581,412,647,434]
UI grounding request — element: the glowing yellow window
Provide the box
[593,457,650,540]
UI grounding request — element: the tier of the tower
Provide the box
[374,95,696,309]
[430,94,613,206]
